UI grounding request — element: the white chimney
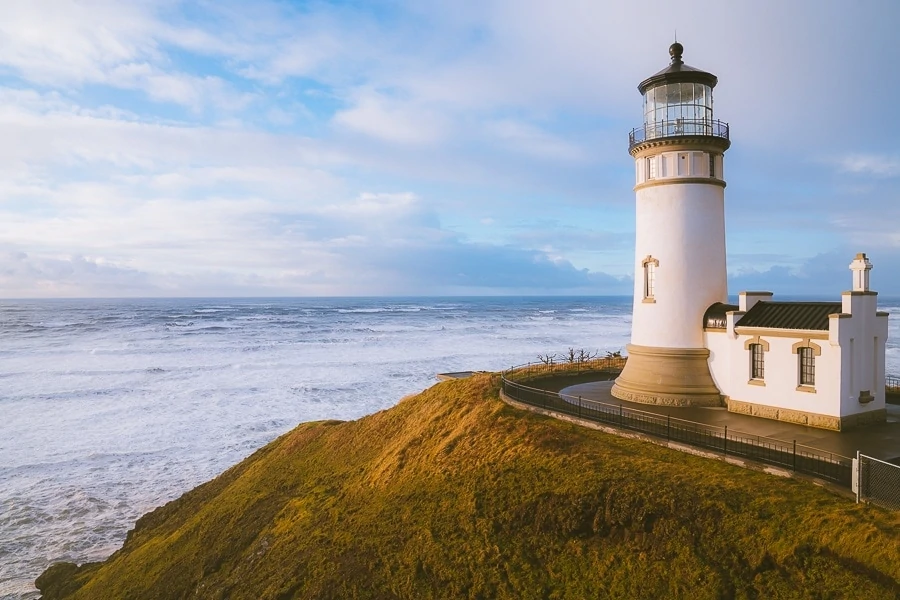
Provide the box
[849,253,873,292]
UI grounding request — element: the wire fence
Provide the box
[856,453,900,510]
[501,362,853,487]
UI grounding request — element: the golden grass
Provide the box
[38,374,900,600]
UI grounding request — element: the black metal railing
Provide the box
[629,119,729,148]
[500,366,852,487]
[887,375,900,395]
[503,356,626,384]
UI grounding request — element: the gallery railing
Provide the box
[501,362,852,487]
[629,118,729,148]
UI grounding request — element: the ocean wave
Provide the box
[337,307,423,313]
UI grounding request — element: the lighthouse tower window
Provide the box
[642,256,658,301]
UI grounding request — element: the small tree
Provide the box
[577,348,599,363]
[537,353,556,365]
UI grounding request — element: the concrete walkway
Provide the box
[561,380,900,462]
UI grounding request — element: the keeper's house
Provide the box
[704,254,889,431]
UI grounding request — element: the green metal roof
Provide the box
[735,301,843,331]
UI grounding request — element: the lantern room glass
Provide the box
[642,82,713,138]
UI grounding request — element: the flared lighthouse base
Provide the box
[611,344,724,407]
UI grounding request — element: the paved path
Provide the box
[561,380,900,462]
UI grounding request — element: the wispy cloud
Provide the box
[332,90,449,145]
[485,120,588,162]
[838,154,900,178]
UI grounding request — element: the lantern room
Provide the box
[630,42,729,147]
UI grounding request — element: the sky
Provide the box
[1,0,899,298]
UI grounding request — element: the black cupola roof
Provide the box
[638,43,718,95]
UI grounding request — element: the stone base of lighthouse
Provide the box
[611,344,724,407]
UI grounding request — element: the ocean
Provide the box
[1,296,898,599]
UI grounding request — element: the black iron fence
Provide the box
[501,365,852,487]
[887,375,900,395]
[503,356,626,384]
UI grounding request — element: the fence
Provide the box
[887,375,900,396]
[503,356,626,384]
[855,453,900,510]
[501,362,853,487]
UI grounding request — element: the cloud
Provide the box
[0,169,628,296]
[0,1,159,85]
[484,120,587,162]
[332,90,449,145]
[729,249,900,296]
[0,251,154,298]
[1,0,899,298]
[0,1,250,112]
[838,154,900,178]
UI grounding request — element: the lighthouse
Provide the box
[611,42,731,407]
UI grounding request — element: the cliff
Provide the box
[38,374,900,599]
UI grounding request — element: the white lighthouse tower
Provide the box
[612,42,731,406]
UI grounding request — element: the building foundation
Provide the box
[611,344,724,407]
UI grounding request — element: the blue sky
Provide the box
[1,0,899,297]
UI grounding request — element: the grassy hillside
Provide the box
[38,374,900,599]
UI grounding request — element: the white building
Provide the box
[611,43,889,431]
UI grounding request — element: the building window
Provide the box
[709,153,716,178]
[798,347,815,386]
[749,343,765,380]
[648,157,657,179]
[642,256,658,300]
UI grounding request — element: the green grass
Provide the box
[37,375,900,599]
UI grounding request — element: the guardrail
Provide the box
[887,375,900,394]
[629,118,729,148]
[503,356,626,384]
[501,362,852,487]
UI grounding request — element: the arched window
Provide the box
[642,256,659,301]
[749,343,765,380]
[791,340,821,389]
[743,337,769,383]
[798,347,815,386]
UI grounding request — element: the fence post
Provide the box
[855,450,860,503]
[792,440,797,472]
[619,404,623,427]
[578,396,582,418]
[723,426,727,456]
